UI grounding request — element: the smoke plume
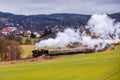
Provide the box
[35,28,80,48]
[35,14,120,51]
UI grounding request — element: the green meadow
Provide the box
[21,45,35,58]
[0,46,120,80]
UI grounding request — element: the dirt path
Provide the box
[0,58,48,66]
[0,55,68,66]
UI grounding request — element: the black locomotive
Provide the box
[32,49,49,58]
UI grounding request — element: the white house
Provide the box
[0,27,17,35]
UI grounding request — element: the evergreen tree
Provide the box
[31,32,36,38]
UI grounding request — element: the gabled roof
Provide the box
[0,27,16,32]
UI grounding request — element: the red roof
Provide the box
[24,31,31,36]
[0,27,16,32]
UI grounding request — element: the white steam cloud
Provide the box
[35,28,80,48]
[35,14,120,51]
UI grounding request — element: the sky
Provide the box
[0,0,120,15]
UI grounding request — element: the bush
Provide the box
[24,38,32,45]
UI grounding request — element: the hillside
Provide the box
[0,12,90,30]
[0,45,120,80]
[109,13,120,22]
[0,12,120,31]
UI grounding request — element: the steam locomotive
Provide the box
[32,49,49,58]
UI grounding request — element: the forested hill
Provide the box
[0,12,120,30]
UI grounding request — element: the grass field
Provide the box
[21,45,35,58]
[0,46,120,80]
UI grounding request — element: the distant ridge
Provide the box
[0,12,120,30]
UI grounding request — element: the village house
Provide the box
[0,27,17,35]
[33,32,41,38]
[23,30,31,37]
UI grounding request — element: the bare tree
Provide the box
[0,36,9,60]
[0,35,23,60]
[8,40,23,60]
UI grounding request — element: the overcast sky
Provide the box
[0,0,120,15]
